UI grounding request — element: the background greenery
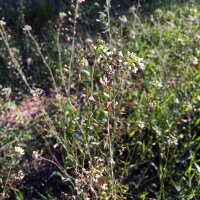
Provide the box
[0,0,200,199]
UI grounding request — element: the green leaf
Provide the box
[164,93,173,105]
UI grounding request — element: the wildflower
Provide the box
[118,146,125,155]
[137,120,145,129]
[23,25,32,32]
[100,75,109,87]
[1,87,11,98]
[128,52,138,60]
[118,51,123,58]
[152,80,163,88]
[30,88,43,97]
[105,65,115,75]
[131,66,138,74]
[138,58,145,70]
[89,95,97,103]
[26,57,33,66]
[166,134,178,146]
[53,143,59,149]
[85,38,93,44]
[155,9,163,19]
[119,15,128,24]
[101,183,108,191]
[106,0,111,6]
[102,46,112,56]
[0,20,6,26]
[78,0,85,3]
[32,150,39,160]
[109,157,115,164]
[91,141,101,146]
[175,98,180,104]
[118,58,123,63]
[15,146,25,157]
[139,62,145,70]
[80,57,88,66]
[129,5,136,14]
[59,12,67,21]
[17,170,24,180]
[189,55,198,65]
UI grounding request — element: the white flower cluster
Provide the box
[0,20,6,26]
[129,5,136,14]
[15,170,25,181]
[80,57,88,66]
[23,25,32,32]
[96,40,113,58]
[32,150,40,160]
[15,146,25,157]
[166,134,178,146]
[109,49,145,76]
[59,12,67,21]
[73,157,109,198]
[152,80,163,88]
[155,9,163,19]
[30,88,43,97]
[78,0,85,3]
[119,15,128,24]
[189,55,198,65]
[137,120,145,129]
[125,51,145,74]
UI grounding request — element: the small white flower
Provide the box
[33,150,40,159]
[101,183,108,190]
[26,57,33,66]
[118,51,123,58]
[85,38,93,44]
[175,98,180,104]
[100,75,109,87]
[129,52,139,61]
[17,170,24,180]
[152,80,163,88]
[138,61,145,70]
[0,20,6,26]
[80,57,88,66]
[78,0,85,3]
[59,12,67,20]
[30,88,43,97]
[132,66,138,74]
[23,25,32,32]
[189,55,198,65]
[155,9,163,19]
[15,147,25,157]
[138,120,145,129]
[119,15,128,24]
[118,58,123,63]
[109,157,115,164]
[89,95,97,102]
[129,5,136,13]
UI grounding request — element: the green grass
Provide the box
[0,0,200,199]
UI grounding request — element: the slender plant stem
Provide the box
[57,22,64,86]
[0,25,31,91]
[1,159,15,199]
[27,30,58,93]
[68,0,79,95]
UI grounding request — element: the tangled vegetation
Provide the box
[0,0,200,199]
